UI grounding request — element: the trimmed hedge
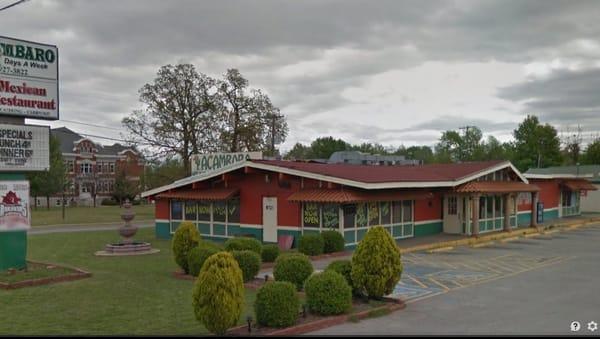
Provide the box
[224,237,262,255]
[188,242,222,277]
[261,244,280,263]
[304,270,352,315]
[298,233,324,256]
[273,253,314,290]
[255,281,300,328]
[232,250,261,282]
[325,260,353,289]
[172,221,201,273]
[351,226,402,298]
[322,230,345,253]
[192,252,245,335]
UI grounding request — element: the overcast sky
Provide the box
[5,0,600,152]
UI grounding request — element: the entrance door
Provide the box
[262,197,278,242]
[444,195,463,234]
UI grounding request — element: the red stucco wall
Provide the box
[518,179,560,211]
[414,191,443,222]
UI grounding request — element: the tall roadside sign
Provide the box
[0,36,58,271]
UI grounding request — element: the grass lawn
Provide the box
[0,228,256,335]
[0,262,74,284]
[31,204,155,227]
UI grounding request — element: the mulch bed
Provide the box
[260,250,352,270]
[0,260,91,290]
[173,270,274,290]
[227,297,405,336]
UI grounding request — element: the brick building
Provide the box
[32,127,145,208]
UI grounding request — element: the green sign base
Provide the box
[0,230,27,271]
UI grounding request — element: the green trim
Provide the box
[155,222,170,239]
[213,224,226,236]
[198,223,210,235]
[0,230,27,271]
[344,230,355,244]
[277,229,301,248]
[414,221,443,237]
[357,229,368,242]
[0,173,26,180]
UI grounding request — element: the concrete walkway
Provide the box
[28,221,154,235]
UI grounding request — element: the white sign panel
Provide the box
[0,36,58,120]
[0,124,49,171]
[0,180,30,232]
[191,152,263,176]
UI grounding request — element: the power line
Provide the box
[61,119,124,132]
[0,0,29,12]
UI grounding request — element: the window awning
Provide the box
[561,179,598,191]
[287,189,433,204]
[156,188,239,201]
[454,181,540,194]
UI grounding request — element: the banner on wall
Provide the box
[0,180,30,232]
[190,152,263,177]
[0,36,59,120]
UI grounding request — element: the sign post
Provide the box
[0,36,58,271]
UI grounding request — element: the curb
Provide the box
[0,260,92,290]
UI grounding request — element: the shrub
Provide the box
[172,221,201,273]
[254,281,300,328]
[326,260,353,288]
[192,252,244,335]
[232,250,261,282]
[261,244,280,263]
[298,233,324,256]
[322,230,345,253]
[351,226,402,299]
[187,242,222,277]
[273,253,313,290]
[224,237,262,255]
[101,198,119,206]
[304,270,352,315]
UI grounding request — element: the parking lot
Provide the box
[313,223,600,335]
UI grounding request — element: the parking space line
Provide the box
[427,277,451,291]
[406,274,429,289]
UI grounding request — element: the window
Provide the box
[392,201,403,224]
[56,199,61,206]
[447,196,457,215]
[355,203,367,227]
[303,203,320,228]
[322,204,339,229]
[479,196,486,219]
[228,199,240,223]
[109,163,115,173]
[198,202,211,222]
[171,200,183,220]
[343,205,356,229]
[380,202,391,225]
[80,163,92,174]
[185,201,197,220]
[368,202,379,226]
[213,201,227,222]
[486,196,494,217]
[494,196,502,217]
[402,200,412,223]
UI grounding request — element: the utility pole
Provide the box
[458,125,476,161]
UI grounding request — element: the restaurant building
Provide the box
[142,158,596,248]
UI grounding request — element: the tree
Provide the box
[513,115,562,171]
[582,137,600,164]
[404,146,434,164]
[28,135,67,210]
[122,64,219,175]
[192,252,245,335]
[217,69,288,154]
[561,125,583,165]
[434,130,462,163]
[284,142,311,160]
[142,158,187,190]
[308,136,351,159]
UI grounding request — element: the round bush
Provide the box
[192,252,245,335]
[322,230,345,253]
[224,237,262,255]
[351,226,402,298]
[232,250,261,282]
[172,221,201,273]
[261,244,280,263]
[298,233,324,256]
[254,281,300,328]
[326,260,352,288]
[304,270,352,315]
[273,253,314,290]
[187,243,222,277]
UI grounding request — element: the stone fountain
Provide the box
[95,199,159,256]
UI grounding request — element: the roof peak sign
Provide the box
[190,152,262,177]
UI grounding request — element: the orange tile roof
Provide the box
[454,181,540,193]
[561,179,598,191]
[156,188,239,200]
[287,188,433,203]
